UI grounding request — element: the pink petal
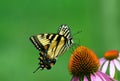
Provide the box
[109,61,115,78]
[101,61,109,73]
[84,76,88,81]
[113,59,120,71]
[96,72,107,81]
[71,76,79,81]
[95,73,103,81]
[97,71,117,81]
[99,58,106,69]
[90,74,96,81]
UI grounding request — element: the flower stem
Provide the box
[114,70,118,80]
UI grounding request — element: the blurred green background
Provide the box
[0,0,120,81]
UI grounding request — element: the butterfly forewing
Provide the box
[58,25,73,47]
[47,35,67,58]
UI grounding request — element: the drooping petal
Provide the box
[83,76,88,81]
[99,58,106,69]
[98,71,117,81]
[113,59,120,71]
[101,61,109,73]
[96,71,107,81]
[71,76,79,81]
[109,61,115,78]
[95,73,102,81]
[90,74,96,81]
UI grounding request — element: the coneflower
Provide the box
[68,46,116,81]
[100,50,120,78]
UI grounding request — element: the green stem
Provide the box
[114,70,118,80]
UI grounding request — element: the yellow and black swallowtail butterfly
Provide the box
[30,25,73,72]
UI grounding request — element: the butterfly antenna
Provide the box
[33,66,40,73]
[72,31,82,37]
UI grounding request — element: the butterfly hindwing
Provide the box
[30,34,53,51]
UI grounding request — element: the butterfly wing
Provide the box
[30,33,58,71]
[29,34,54,52]
[47,25,74,58]
[47,34,67,59]
[58,25,74,47]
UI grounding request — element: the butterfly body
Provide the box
[39,52,56,70]
[30,25,73,72]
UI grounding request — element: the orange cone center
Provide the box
[68,46,100,77]
[104,50,119,60]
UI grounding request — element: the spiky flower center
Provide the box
[104,50,119,60]
[68,46,100,77]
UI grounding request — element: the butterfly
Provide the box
[29,25,73,72]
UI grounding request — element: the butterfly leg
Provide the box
[45,59,56,70]
[50,59,56,65]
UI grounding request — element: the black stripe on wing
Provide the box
[52,35,63,56]
[57,39,68,56]
[48,34,56,43]
[29,36,45,51]
[55,35,62,48]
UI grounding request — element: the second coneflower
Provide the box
[68,46,116,81]
[100,50,120,78]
